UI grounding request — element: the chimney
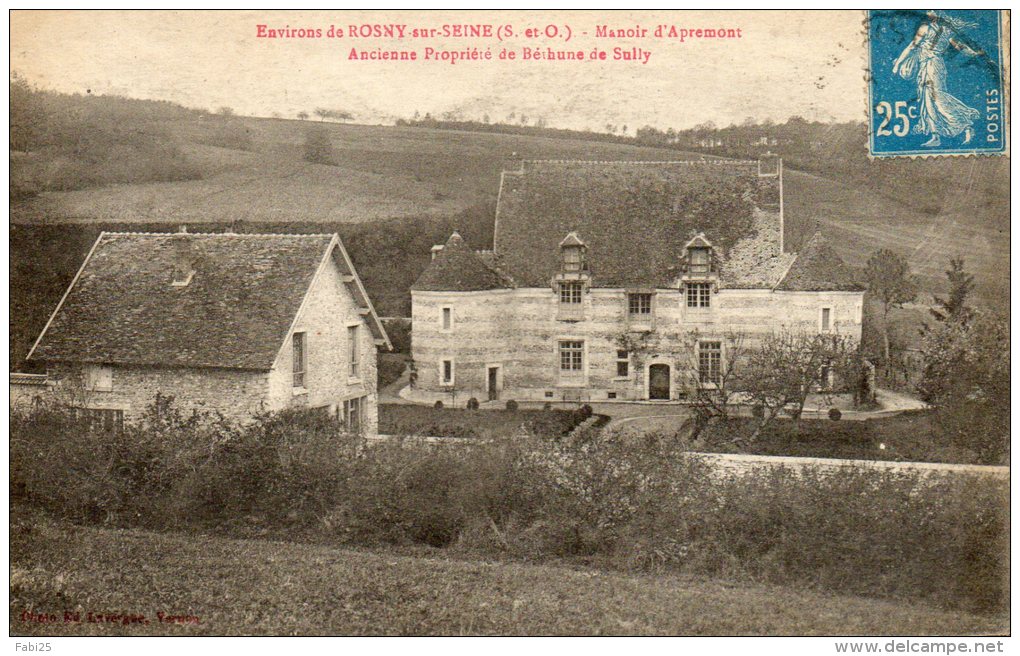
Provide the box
[430,245,444,260]
[171,234,196,287]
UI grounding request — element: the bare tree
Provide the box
[674,331,747,439]
[216,106,235,117]
[741,331,861,441]
[297,110,309,120]
[315,108,355,123]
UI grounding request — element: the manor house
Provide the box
[410,156,864,403]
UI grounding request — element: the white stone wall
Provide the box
[265,255,379,433]
[10,376,51,414]
[412,287,863,403]
[46,364,270,424]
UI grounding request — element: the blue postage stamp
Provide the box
[868,10,1006,157]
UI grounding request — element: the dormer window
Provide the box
[688,247,710,274]
[563,246,583,271]
[682,233,716,278]
[559,232,587,272]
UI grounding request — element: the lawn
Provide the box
[10,517,1007,636]
[378,403,583,439]
[694,411,997,465]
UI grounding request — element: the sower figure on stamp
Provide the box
[892,10,983,147]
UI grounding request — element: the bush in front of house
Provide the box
[506,399,519,411]
[467,398,480,410]
[434,400,444,409]
[829,408,842,421]
[9,401,1009,614]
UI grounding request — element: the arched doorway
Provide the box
[648,363,671,400]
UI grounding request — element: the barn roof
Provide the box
[28,231,390,370]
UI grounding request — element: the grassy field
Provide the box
[10,517,1007,636]
[11,116,1007,302]
[11,119,694,225]
[378,403,583,439]
[782,166,1009,302]
[695,411,997,465]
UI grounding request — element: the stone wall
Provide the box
[412,286,863,403]
[10,374,51,413]
[696,451,1010,482]
[45,363,270,424]
[265,253,379,434]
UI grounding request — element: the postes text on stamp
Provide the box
[868,10,1006,157]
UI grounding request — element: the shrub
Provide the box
[506,399,519,411]
[752,404,764,418]
[10,401,1009,614]
[542,402,552,411]
[579,404,593,419]
[302,126,336,166]
[467,398,480,410]
[434,400,444,409]
[197,117,254,151]
[380,318,412,353]
[828,408,842,421]
[376,354,407,390]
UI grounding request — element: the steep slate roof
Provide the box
[412,232,514,291]
[776,233,864,292]
[29,232,389,370]
[492,160,783,288]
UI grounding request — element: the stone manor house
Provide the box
[410,156,864,403]
[20,230,390,432]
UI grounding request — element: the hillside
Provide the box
[11,518,1006,636]
[12,118,700,225]
[12,114,1007,301]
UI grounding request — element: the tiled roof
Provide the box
[412,232,514,291]
[493,160,783,288]
[29,232,389,369]
[776,233,864,292]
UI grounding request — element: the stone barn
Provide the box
[26,230,390,432]
[410,157,864,404]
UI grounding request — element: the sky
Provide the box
[11,10,868,131]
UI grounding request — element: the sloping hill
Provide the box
[783,167,1009,303]
[13,116,1007,305]
[12,119,702,225]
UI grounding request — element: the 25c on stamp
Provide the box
[868,10,1007,157]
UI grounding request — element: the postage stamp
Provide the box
[867,9,1007,157]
